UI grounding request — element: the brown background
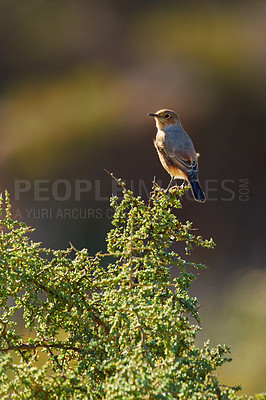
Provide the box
[0,0,265,394]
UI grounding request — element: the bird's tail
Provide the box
[188,179,205,203]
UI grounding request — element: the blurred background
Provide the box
[0,0,265,394]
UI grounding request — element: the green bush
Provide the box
[0,182,265,399]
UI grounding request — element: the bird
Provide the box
[148,109,205,203]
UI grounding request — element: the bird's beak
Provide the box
[148,113,159,118]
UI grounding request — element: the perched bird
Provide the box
[149,109,205,202]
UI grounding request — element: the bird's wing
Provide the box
[160,146,198,177]
[171,151,198,174]
[157,130,198,178]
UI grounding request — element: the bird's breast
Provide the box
[155,130,165,148]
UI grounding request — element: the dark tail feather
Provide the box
[188,179,205,203]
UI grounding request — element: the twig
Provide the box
[0,342,82,354]
[0,319,29,364]
[132,304,154,369]
[103,169,126,188]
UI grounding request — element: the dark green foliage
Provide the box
[0,185,264,399]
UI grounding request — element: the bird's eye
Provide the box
[164,114,170,119]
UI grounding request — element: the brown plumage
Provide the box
[149,109,205,203]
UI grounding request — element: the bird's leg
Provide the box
[172,179,187,190]
[179,179,187,190]
[165,177,174,193]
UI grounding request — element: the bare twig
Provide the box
[103,169,126,188]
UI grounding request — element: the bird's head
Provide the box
[148,109,180,130]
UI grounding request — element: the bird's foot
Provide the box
[177,180,188,190]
